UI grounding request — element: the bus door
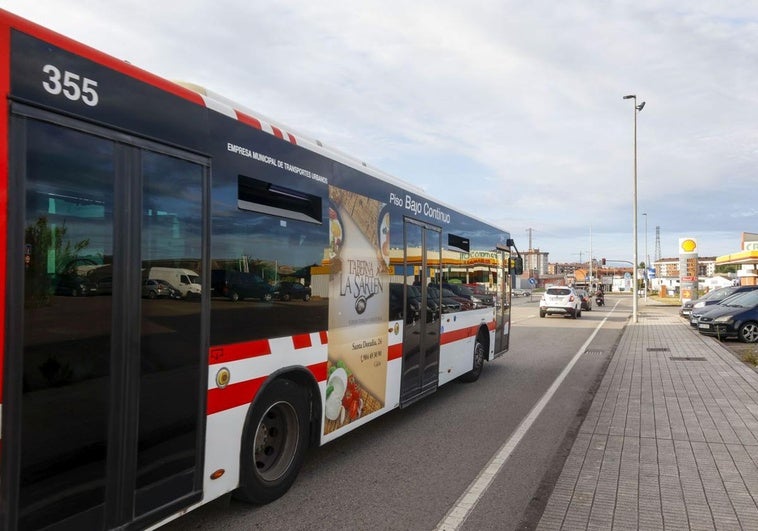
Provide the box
[494,248,510,354]
[5,106,208,530]
[399,219,441,406]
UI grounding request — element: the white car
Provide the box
[540,286,582,319]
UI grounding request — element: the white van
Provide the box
[148,267,202,298]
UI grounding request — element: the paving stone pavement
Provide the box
[537,304,758,530]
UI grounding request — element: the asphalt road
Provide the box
[161,295,632,531]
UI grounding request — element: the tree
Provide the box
[24,217,90,307]
[715,264,738,274]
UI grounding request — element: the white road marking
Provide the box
[434,305,617,530]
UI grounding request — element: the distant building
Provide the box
[652,257,716,278]
[523,248,549,277]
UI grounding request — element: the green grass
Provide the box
[742,350,758,367]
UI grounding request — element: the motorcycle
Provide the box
[595,292,605,306]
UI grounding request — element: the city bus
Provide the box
[0,9,522,530]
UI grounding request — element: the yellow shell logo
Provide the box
[681,239,697,252]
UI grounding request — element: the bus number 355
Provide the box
[42,64,99,106]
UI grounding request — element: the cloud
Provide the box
[4,0,757,261]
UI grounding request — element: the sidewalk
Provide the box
[537,304,758,530]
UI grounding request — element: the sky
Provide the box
[4,0,757,264]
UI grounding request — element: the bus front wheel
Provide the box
[235,378,310,504]
[459,334,485,383]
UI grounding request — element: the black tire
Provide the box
[262,293,273,302]
[303,294,311,302]
[148,290,157,299]
[282,293,291,302]
[576,308,582,318]
[540,310,546,318]
[459,334,485,383]
[229,291,240,302]
[234,379,310,504]
[738,321,758,343]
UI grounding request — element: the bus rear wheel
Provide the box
[235,379,310,504]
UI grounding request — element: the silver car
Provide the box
[540,286,582,319]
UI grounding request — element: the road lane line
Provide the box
[434,305,618,530]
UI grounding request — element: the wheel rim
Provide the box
[740,323,758,343]
[254,401,300,482]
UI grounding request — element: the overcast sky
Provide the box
[4,1,757,263]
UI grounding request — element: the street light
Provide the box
[623,94,645,323]
[643,212,648,301]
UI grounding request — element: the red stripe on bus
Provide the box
[287,133,298,145]
[388,343,402,361]
[206,375,264,415]
[207,361,328,414]
[235,110,263,130]
[209,339,272,364]
[292,334,312,350]
[441,325,482,345]
[319,330,328,345]
[271,126,284,140]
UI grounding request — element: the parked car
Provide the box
[408,284,440,321]
[695,289,758,342]
[442,283,488,307]
[512,288,532,297]
[681,285,758,319]
[443,286,475,311]
[93,276,113,295]
[273,281,311,301]
[389,283,422,323]
[54,271,97,297]
[142,278,181,299]
[689,289,758,327]
[466,284,496,306]
[212,270,273,302]
[539,286,582,319]
[427,285,462,313]
[54,257,98,296]
[576,288,592,311]
[439,283,485,308]
[149,266,201,299]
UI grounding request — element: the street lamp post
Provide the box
[643,212,648,302]
[623,94,644,323]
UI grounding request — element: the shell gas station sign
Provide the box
[679,237,698,302]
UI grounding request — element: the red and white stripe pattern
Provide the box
[207,331,328,415]
[189,87,300,146]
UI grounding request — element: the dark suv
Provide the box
[212,269,273,302]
